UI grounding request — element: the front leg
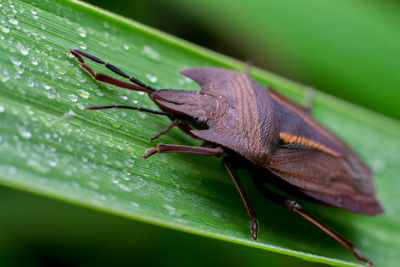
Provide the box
[142,144,224,159]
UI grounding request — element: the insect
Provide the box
[69,49,382,264]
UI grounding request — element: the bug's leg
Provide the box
[142,144,224,159]
[87,105,186,140]
[254,180,372,265]
[69,49,157,93]
[222,157,258,240]
[150,120,182,141]
[86,104,172,116]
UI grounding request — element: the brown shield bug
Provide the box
[69,49,382,264]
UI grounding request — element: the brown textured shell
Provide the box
[174,67,382,215]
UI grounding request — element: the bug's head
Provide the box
[151,89,218,128]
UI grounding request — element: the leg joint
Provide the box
[285,199,303,212]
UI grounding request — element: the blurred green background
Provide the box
[3,0,399,266]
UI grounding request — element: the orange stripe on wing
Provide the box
[280,132,341,158]
[270,91,337,142]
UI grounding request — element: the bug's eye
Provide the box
[197,117,207,125]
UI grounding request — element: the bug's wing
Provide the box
[267,146,383,215]
[267,88,383,215]
[180,67,248,93]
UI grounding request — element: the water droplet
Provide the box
[88,181,100,190]
[78,89,90,99]
[142,45,159,60]
[112,178,132,192]
[145,73,158,83]
[27,79,35,87]
[1,26,10,33]
[62,109,76,118]
[163,204,176,215]
[54,65,66,75]
[44,91,55,99]
[117,183,132,192]
[130,201,140,207]
[212,210,221,218]
[30,58,38,65]
[123,44,130,50]
[10,57,24,74]
[9,18,18,25]
[68,94,78,102]
[18,127,32,139]
[183,76,193,83]
[27,159,49,174]
[77,27,87,38]
[10,57,21,66]
[371,157,386,174]
[94,89,104,96]
[48,160,57,167]
[78,41,87,50]
[17,44,29,56]
[98,41,107,48]
[0,106,4,113]
[119,94,128,101]
[43,83,51,90]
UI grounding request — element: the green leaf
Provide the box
[0,0,399,266]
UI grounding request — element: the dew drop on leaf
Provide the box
[17,43,29,55]
[27,158,49,174]
[88,181,100,190]
[142,45,159,61]
[30,58,38,65]
[1,26,10,33]
[9,18,18,25]
[77,89,90,99]
[18,127,32,139]
[76,26,87,38]
[62,109,76,118]
[163,204,176,215]
[68,94,78,102]
[130,201,140,208]
[145,73,158,83]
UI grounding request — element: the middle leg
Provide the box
[222,157,258,240]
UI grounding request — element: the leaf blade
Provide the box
[0,0,399,266]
